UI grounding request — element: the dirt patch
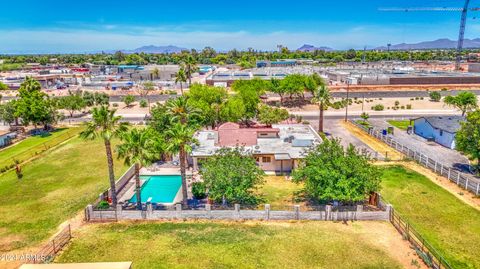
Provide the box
[341,121,404,160]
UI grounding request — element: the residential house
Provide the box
[413,116,464,149]
[190,122,322,174]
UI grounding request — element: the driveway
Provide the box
[367,118,471,173]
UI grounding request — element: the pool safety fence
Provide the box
[85,203,392,222]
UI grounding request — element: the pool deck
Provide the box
[117,166,195,205]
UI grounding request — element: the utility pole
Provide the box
[456,0,471,71]
[344,80,350,122]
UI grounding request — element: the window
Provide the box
[255,157,260,162]
[440,130,443,136]
[262,157,271,163]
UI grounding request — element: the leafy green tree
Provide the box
[281,74,307,99]
[58,90,87,117]
[186,84,227,128]
[122,95,135,108]
[15,77,55,129]
[231,80,264,123]
[293,138,381,203]
[166,96,202,126]
[429,91,442,102]
[257,104,289,126]
[117,128,156,209]
[311,85,330,133]
[166,123,198,205]
[175,67,187,95]
[80,106,129,207]
[220,96,246,123]
[136,81,155,110]
[455,110,480,172]
[0,101,17,125]
[267,78,287,104]
[201,147,265,205]
[444,92,478,116]
[83,91,109,107]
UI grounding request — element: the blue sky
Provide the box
[0,0,478,53]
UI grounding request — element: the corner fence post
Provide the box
[325,205,332,221]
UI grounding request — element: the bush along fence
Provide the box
[389,206,452,269]
[85,203,392,222]
[28,225,72,264]
[350,120,480,196]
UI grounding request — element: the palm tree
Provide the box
[182,55,197,85]
[175,68,187,95]
[80,106,128,207]
[166,97,200,125]
[312,85,331,133]
[166,123,197,205]
[117,128,155,210]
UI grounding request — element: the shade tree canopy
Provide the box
[293,138,381,203]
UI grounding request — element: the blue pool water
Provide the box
[129,175,182,204]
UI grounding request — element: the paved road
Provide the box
[4,89,480,102]
[367,118,471,172]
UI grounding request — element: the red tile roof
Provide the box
[217,122,279,146]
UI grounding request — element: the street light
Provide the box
[344,79,351,122]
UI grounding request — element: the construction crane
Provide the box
[380,0,480,70]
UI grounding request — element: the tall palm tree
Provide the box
[166,123,198,205]
[312,85,331,133]
[117,128,155,210]
[80,106,128,207]
[166,97,201,125]
[182,55,197,85]
[175,68,187,95]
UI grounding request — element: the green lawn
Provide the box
[57,221,403,269]
[381,165,480,269]
[0,127,82,170]
[0,136,127,251]
[259,176,303,209]
[387,120,412,131]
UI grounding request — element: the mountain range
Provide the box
[374,38,480,51]
[107,38,480,55]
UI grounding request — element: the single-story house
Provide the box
[0,131,16,148]
[413,116,464,149]
[190,122,322,174]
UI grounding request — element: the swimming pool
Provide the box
[129,175,182,204]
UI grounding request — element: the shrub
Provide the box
[420,97,424,100]
[400,106,405,109]
[97,201,110,209]
[441,88,448,91]
[406,104,412,109]
[112,103,119,107]
[372,104,385,111]
[139,99,148,108]
[429,91,441,102]
[415,97,419,100]
[192,182,207,199]
[394,100,400,106]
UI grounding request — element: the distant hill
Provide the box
[374,38,480,50]
[131,45,187,54]
[297,44,333,52]
[103,45,187,54]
